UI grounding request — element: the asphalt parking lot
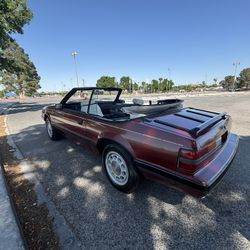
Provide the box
[4,92,250,249]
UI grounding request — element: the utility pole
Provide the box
[233,62,240,92]
[71,51,79,87]
[82,79,85,87]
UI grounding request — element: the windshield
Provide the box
[91,89,120,103]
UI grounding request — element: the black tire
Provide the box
[45,118,61,140]
[102,144,140,193]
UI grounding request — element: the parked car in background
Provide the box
[42,87,239,197]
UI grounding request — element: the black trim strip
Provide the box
[186,109,215,118]
[188,107,220,115]
[154,119,191,133]
[174,113,204,123]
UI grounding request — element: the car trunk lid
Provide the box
[148,107,228,139]
[145,107,231,172]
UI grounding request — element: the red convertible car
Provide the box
[42,87,239,197]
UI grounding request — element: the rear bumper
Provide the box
[135,133,239,198]
[194,133,239,188]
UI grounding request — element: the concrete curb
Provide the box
[0,102,26,250]
[4,102,82,250]
[0,162,27,250]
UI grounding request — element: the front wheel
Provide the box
[45,118,61,140]
[102,144,140,193]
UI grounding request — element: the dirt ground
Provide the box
[0,114,60,250]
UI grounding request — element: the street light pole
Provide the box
[72,51,79,87]
[233,62,240,92]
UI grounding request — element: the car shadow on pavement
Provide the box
[3,121,250,249]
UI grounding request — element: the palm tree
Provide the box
[213,78,218,85]
[158,78,163,92]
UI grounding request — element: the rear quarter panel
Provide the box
[84,117,195,172]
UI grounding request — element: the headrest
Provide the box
[132,98,144,105]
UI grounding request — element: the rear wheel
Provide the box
[45,118,61,140]
[102,144,140,193]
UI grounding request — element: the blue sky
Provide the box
[14,0,250,91]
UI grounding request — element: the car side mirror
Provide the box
[55,104,63,109]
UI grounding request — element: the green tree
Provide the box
[158,78,163,91]
[201,81,207,88]
[186,85,194,92]
[219,75,234,90]
[133,82,139,91]
[0,0,33,71]
[219,80,225,88]
[141,81,147,93]
[237,68,250,88]
[0,41,40,96]
[96,76,116,88]
[151,79,159,92]
[0,89,5,98]
[213,78,218,86]
[160,79,167,92]
[167,79,174,91]
[160,78,174,92]
[119,76,131,91]
[147,83,152,93]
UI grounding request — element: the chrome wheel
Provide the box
[46,120,53,138]
[105,151,128,186]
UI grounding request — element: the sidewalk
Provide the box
[0,102,25,250]
[0,165,25,250]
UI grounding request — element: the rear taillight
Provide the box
[180,141,216,160]
[179,141,218,172]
